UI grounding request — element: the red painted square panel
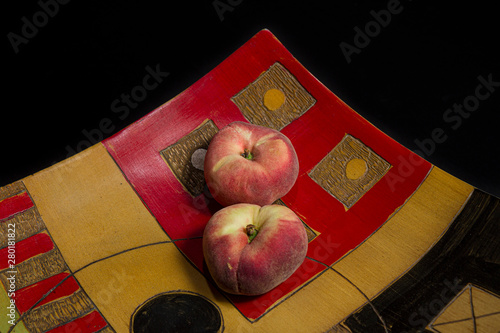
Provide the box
[103,30,431,320]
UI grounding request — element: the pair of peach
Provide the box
[202,121,308,296]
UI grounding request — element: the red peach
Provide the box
[204,121,299,206]
[203,203,308,296]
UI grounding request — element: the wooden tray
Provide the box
[1,30,498,333]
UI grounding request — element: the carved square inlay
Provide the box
[231,62,316,131]
[309,134,391,209]
[160,120,219,197]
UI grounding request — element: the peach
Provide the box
[204,121,299,206]
[202,203,308,295]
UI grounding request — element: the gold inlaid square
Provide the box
[231,62,316,131]
[309,134,391,209]
[160,120,219,197]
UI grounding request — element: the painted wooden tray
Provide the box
[1,30,499,333]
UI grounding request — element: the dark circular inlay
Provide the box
[132,292,222,333]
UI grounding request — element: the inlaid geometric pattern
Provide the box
[309,134,391,209]
[22,291,94,333]
[0,208,45,248]
[0,180,26,202]
[160,119,219,197]
[232,62,316,131]
[0,248,67,290]
[0,181,114,333]
[428,284,500,333]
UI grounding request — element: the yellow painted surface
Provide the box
[253,268,371,332]
[431,320,475,333]
[471,286,500,317]
[23,144,170,272]
[432,288,472,325]
[475,314,500,333]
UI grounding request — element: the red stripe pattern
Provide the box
[14,272,80,313]
[0,192,33,221]
[46,311,108,333]
[0,232,54,270]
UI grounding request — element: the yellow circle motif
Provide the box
[263,89,286,111]
[345,158,367,180]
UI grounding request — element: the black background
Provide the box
[3,0,499,197]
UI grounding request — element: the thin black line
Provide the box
[428,286,470,329]
[431,317,473,327]
[306,256,389,333]
[73,238,201,275]
[8,236,202,333]
[469,285,477,333]
[431,311,500,327]
[476,311,500,319]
